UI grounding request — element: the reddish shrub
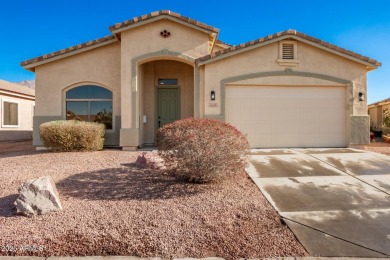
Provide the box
[156,118,250,183]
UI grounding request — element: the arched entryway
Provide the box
[138,59,194,145]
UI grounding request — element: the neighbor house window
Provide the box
[2,100,19,127]
[66,85,113,129]
[277,40,299,66]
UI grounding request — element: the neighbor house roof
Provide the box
[0,80,35,100]
[368,97,390,108]
[197,29,381,69]
[109,10,219,35]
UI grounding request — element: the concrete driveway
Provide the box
[247,148,390,257]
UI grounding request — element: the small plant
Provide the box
[156,118,250,183]
[40,120,105,151]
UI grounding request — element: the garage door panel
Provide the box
[226,86,347,148]
[324,123,346,134]
[272,134,303,147]
[301,134,346,147]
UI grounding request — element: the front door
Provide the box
[157,88,180,128]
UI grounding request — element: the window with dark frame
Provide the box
[65,85,113,129]
[158,79,178,85]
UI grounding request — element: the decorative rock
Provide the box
[14,176,63,216]
[134,152,148,168]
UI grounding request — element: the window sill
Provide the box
[1,125,20,128]
[277,59,300,67]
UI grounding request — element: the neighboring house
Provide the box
[0,80,35,141]
[21,10,380,149]
[368,98,390,130]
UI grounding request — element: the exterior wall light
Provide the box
[211,90,216,101]
[359,92,365,101]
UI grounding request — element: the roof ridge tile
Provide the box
[108,10,219,33]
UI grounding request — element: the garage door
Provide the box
[226,86,347,148]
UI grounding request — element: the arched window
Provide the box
[66,85,113,129]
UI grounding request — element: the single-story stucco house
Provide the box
[21,10,381,149]
[368,97,390,131]
[0,80,35,141]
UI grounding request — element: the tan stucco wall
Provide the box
[229,76,345,86]
[370,103,390,129]
[383,104,390,114]
[0,94,34,141]
[369,107,378,129]
[0,95,34,131]
[29,17,374,147]
[141,60,194,144]
[201,41,368,116]
[33,42,121,145]
[120,19,210,133]
[35,42,121,116]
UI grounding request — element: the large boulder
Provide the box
[14,176,63,216]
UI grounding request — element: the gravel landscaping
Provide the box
[351,139,390,156]
[0,141,308,258]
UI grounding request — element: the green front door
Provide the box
[157,88,180,128]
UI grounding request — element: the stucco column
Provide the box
[119,58,140,149]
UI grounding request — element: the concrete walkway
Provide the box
[247,148,390,257]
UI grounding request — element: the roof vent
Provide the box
[277,41,299,66]
[282,43,295,59]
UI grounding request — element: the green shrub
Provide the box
[156,118,250,183]
[40,120,105,151]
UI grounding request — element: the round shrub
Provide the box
[40,120,105,151]
[156,118,250,183]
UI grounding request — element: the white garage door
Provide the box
[226,86,347,148]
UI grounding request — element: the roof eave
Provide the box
[197,34,380,70]
[0,88,35,100]
[290,35,380,70]
[369,100,390,107]
[21,38,118,71]
[197,35,288,66]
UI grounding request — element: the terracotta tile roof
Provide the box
[20,35,116,67]
[215,39,232,46]
[369,97,390,107]
[197,29,381,68]
[109,10,219,34]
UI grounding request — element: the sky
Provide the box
[1,0,389,104]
